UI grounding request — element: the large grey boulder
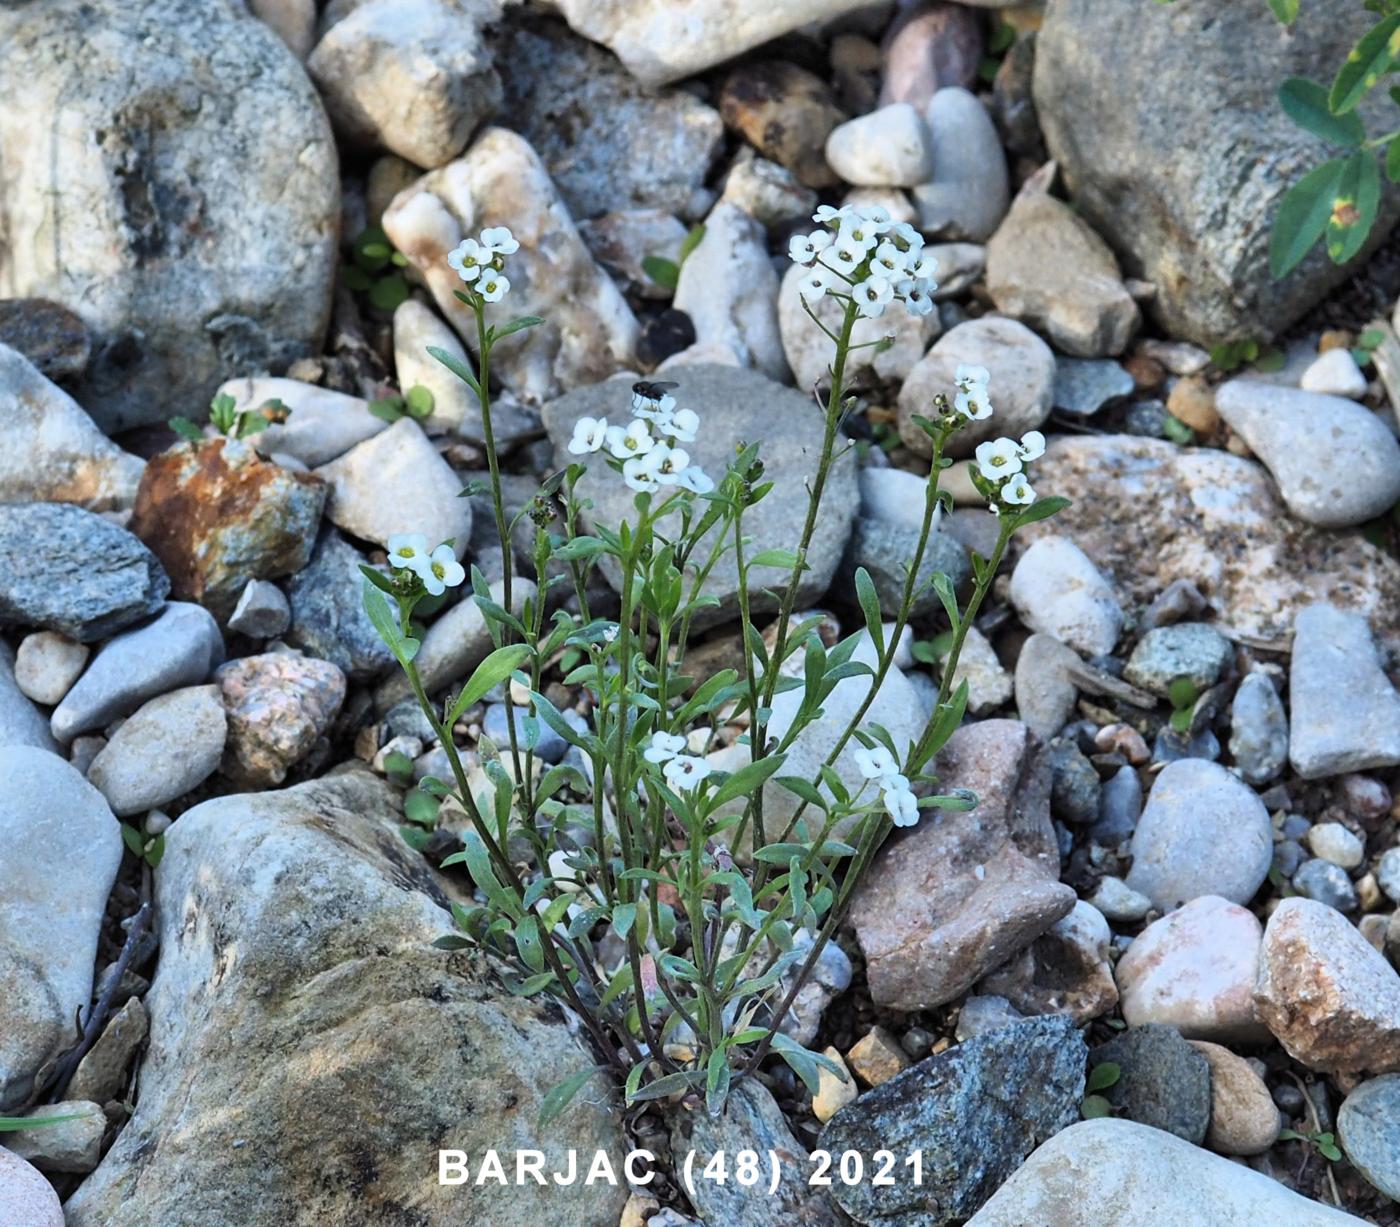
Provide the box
[1033,0,1398,346]
[0,0,339,430]
[64,769,629,1227]
[541,365,859,621]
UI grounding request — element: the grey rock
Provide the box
[1087,875,1151,923]
[826,102,934,188]
[0,0,338,431]
[1215,382,1400,528]
[216,652,345,789]
[87,685,227,816]
[1052,357,1134,416]
[285,530,396,682]
[542,366,856,622]
[1125,758,1271,910]
[1143,578,1208,630]
[1122,622,1232,697]
[986,190,1139,358]
[66,997,149,1105]
[1090,765,1142,847]
[13,632,89,706]
[497,17,722,220]
[954,994,1025,1042]
[228,580,291,640]
[481,703,566,765]
[1339,1075,1400,1202]
[912,87,1010,241]
[1046,738,1100,825]
[1009,536,1123,657]
[844,518,970,619]
[1377,847,1400,905]
[63,770,630,1227]
[580,209,689,301]
[0,748,122,1109]
[978,902,1117,1025]
[1229,672,1288,786]
[819,1016,1086,1227]
[1302,348,1368,399]
[1092,1024,1211,1144]
[1123,399,1169,437]
[52,603,224,741]
[221,377,386,468]
[853,720,1075,1011]
[1033,0,1398,347]
[1013,632,1079,742]
[0,504,169,643]
[778,930,853,1048]
[1307,822,1364,870]
[1290,605,1400,779]
[1292,859,1358,913]
[0,299,90,383]
[669,1081,841,1227]
[858,467,934,531]
[2,1101,106,1173]
[0,640,58,752]
[0,342,143,512]
[966,1118,1368,1226]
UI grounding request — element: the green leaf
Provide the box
[146,832,165,869]
[0,1112,86,1132]
[628,1071,699,1103]
[854,567,884,658]
[1330,14,1400,114]
[1168,675,1199,710]
[1011,495,1071,528]
[403,789,440,827]
[705,753,787,811]
[446,644,533,725]
[1081,1094,1114,1120]
[641,255,679,291]
[493,315,544,340]
[538,1066,607,1129]
[1279,78,1365,148]
[1086,1061,1121,1092]
[679,223,707,264]
[368,397,404,423]
[749,548,802,570]
[404,384,435,418]
[1161,416,1195,445]
[1269,157,1348,277]
[120,823,145,859]
[361,579,419,669]
[612,902,637,940]
[1267,0,1299,23]
[1326,151,1381,264]
[168,415,205,441]
[427,344,481,397]
[368,273,410,312]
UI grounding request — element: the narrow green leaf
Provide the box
[748,548,802,569]
[641,255,679,290]
[538,1066,607,1129]
[427,344,481,397]
[1012,495,1072,528]
[1269,157,1348,278]
[493,315,545,340]
[678,223,707,264]
[446,644,533,725]
[1330,14,1400,115]
[1267,0,1299,23]
[854,567,884,658]
[1326,150,1381,264]
[1279,78,1364,147]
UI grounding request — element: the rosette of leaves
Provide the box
[344,225,412,312]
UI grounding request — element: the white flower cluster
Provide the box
[447,225,518,302]
[644,731,713,792]
[788,203,938,320]
[567,384,716,495]
[387,533,466,596]
[952,363,993,421]
[854,744,920,828]
[974,429,1044,510]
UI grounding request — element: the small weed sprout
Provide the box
[367,208,1068,1120]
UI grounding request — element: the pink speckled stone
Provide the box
[0,1148,62,1226]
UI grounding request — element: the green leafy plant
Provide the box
[170,392,288,443]
[1081,1060,1121,1119]
[642,223,707,292]
[1280,1127,1344,1162]
[1168,676,1200,733]
[120,822,164,870]
[345,225,412,312]
[1352,326,1388,367]
[368,384,436,424]
[0,1113,85,1132]
[369,209,1067,1123]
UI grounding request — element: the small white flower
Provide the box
[649,445,689,485]
[644,731,687,764]
[813,204,850,226]
[478,272,510,302]
[420,544,465,596]
[623,455,661,492]
[1002,472,1036,506]
[955,363,991,392]
[676,465,715,494]
[601,623,620,643]
[663,754,712,791]
[567,415,608,455]
[909,254,939,282]
[447,238,485,282]
[870,242,906,280]
[665,407,700,443]
[797,266,834,302]
[854,744,899,781]
[899,278,936,317]
[820,242,863,276]
[787,231,832,264]
[853,275,894,318]
[837,217,880,252]
[859,204,893,230]
[387,532,430,572]
[954,385,993,421]
[885,785,920,828]
[1017,430,1046,462]
[605,419,654,459]
[888,221,922,249]
[478,225,519,255]
[974,437,1024,482]
[631,391,677,421]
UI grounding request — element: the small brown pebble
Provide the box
[1124,353,1165,392]
[1224,432,1252,458]
[1095,722,1149,765]
[1319,329,1354,354]
[1166,375,1220,433]
[846,1026,911,1088]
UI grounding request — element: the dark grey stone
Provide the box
[1229,672,1288,786]
[1092,1023,1210,1144]
[1292,858,1358,913]
[1090,765,1141,847]
[1123,623,1232,697]
[1052,358,1133,416]
[0,503,168,643]
[285,529,396,683]
[1047,738,1101,825]
[819,1015,1086,1227]
[1339,1075,1400,1201]
[845,518,971,620]
[482,702,566,765]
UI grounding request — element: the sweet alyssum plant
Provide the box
[364,205,1066,1121]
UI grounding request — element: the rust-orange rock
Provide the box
[130,438,324,619]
